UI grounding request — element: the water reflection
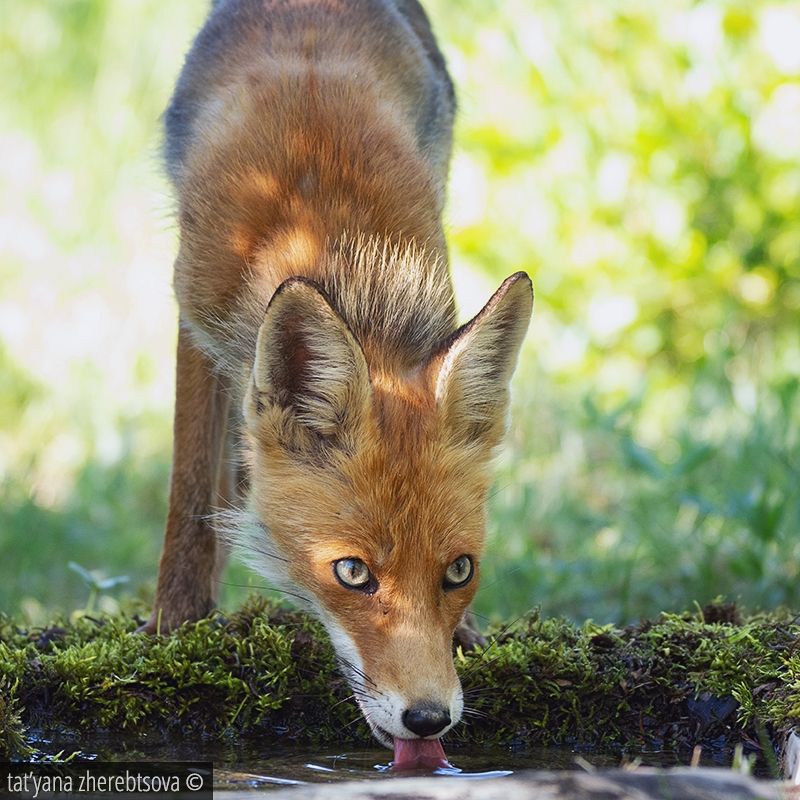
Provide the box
[25,731,758,790]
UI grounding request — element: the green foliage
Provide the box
[68,562,129,614]
[479,373,800,621]
[0,676,33,760]
[456,603,800,755]
[2,600,798,760]
[1,0,799,623]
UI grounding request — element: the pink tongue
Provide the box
[392,737,449,770]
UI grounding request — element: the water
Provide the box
[26,731,752,790]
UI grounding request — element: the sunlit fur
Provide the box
[148,0,533,747]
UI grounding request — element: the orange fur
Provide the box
[145,0,532,747]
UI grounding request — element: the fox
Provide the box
[142,0,532,768]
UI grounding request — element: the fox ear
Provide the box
[429,272,533,447]
[248,278,371,453]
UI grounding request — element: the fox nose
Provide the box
[402,702,451,737]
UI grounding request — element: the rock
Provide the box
[213,767,797,800]
[786,729,800,783]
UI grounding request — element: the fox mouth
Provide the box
[372,725,394,749]
[335,658,455,763]
[373,726,449,770]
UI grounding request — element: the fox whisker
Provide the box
[213,578,312,606]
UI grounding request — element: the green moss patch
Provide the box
[1,598,798,760]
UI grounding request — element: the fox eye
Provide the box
[444,555,474,589]
[333,558,374,591]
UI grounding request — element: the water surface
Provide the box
[26,731,761,790]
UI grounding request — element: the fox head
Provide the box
[237,270,532,747]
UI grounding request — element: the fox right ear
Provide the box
[246,278,371,454]
[428,272,533,449]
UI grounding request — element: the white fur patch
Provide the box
[213,507,315,610]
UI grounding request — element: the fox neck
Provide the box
[176,69,455,376]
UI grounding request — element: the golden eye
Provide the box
[444,555,474,589]
[333,558,373,590]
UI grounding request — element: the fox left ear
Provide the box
[429,272,533,447]
[247,277,371,455]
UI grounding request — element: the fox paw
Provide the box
[453,611,487,652]
[136,597,214,635]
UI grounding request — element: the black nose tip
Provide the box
[402,702,451,737]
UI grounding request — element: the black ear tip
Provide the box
[507,271,533,294]
[496,272,533,309]
[272,276,324,300]
[278,275,321,290]
[265,276,339,319]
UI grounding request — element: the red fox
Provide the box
[143,0,532,767]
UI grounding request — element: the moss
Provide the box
[1,598,798,759]
[454,608,799,758]
[0,676,33,759]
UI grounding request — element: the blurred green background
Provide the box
[1,0,799,626]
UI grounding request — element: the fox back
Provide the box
[160,0,532,751]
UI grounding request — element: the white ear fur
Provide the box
[250,278,371,449]
[432,272,533,446]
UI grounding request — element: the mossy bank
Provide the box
[1,597,798,762]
